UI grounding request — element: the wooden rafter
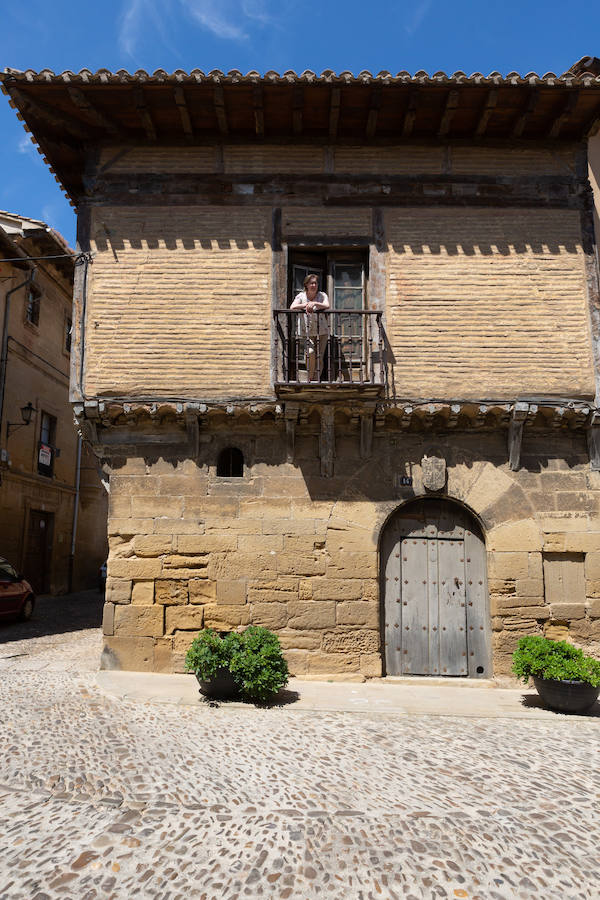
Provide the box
[174,87,194,140]
[9,87,90,140]
[512,88,539,137]
[253,84,264,137]
[292,85,303,135]
[547,90,580,138]
[366,87,382,138]
[67,87,120,135]
[475,88,498,137]
[133,87,157,141]
[402,89,419,137]
[438,89,460,137]
[329,87,341,140]
[214,85,228,135]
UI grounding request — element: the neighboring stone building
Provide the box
[3,60,600,675]
[0,211,107,593]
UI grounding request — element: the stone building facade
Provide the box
[3,61,600,674]
[0,212,107,593]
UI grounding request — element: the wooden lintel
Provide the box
[438,89,460,137]
[253,85,264,137]
[174,87,194,140]
[329,87,341,140]
[284,403,299,463]
[214,85,228,135]
[475,88,498,137]
[10,87,90,140]
[402,89,419,137]
[67,87,120,134]
[366,87,382,139]
[508,402,529,470]
[92,172,585,210]
[512,88,539,138]
[548,90,580,139]
[292,85,303,135]
[133,88,157,141]
[320,406,335,477]
[360,410,374,458]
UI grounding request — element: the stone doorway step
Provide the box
[95,671,599,720]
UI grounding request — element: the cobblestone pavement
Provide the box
[0,593,599,899]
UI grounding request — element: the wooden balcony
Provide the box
[273,309,386,397]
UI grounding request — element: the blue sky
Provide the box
[1,0,598,247]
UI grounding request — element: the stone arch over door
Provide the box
[381,498,491,678]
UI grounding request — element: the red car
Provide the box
[0,558,35,621]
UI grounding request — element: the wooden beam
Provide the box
[512,88,539,138]
[475,88,498,137]
[366,87,382,138]
[320,406,335,477]
[214,85,228,135]
[438,89,460,137]
[253,85,264,138]
[133,88,157,141]
[329,87,341,140]
[174,87,194,140]
[402,89,419,137]
[9,87,90,140]
[67,87,120,135]
[292,85,303,135]
[508,402,529,470]
[547,90,580,138]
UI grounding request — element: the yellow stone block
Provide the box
[251,602,288,629]
[114,604,164,638]
[155,580,189,605]
[133,535,173,557]
[131,581,154,605]
[165,605,204,634]
[108,558,162,579]
[216,580,247,606]
[100,636,154,672]
[287,602,335,630]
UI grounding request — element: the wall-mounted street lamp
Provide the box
[7,401,36,438]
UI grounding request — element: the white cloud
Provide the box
[17,134,36,156]
[119,0,278,56]
[405,0,433,36]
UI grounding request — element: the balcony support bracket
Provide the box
[320,406,335,478]
[360,406,375,459]
[284,403,299,463]
[508,402,529,471]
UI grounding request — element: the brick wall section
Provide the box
[87,206,271,398]
[85,144,593,403]
[385,208,595,398]
[101,428,600,676]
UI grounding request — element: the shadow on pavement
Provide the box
[520,692,600,718]
[0,590,104,643]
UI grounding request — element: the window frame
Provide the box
[24,284,42,328]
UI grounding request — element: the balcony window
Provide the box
[274,249,385,393]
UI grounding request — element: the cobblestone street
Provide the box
[0,593,599,899]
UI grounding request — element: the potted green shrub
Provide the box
[185,626,289,703]
[512,635,600,714]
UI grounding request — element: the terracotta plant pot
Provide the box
[533,677,600,714]
[195,667,240,700]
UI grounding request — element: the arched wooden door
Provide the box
[381,499,491,678]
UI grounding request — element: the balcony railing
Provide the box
[273,309,386,394]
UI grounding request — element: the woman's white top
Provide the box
[291,291,330,336]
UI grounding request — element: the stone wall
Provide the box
[100,420,600,676]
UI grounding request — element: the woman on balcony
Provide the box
[291,274,330,382]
